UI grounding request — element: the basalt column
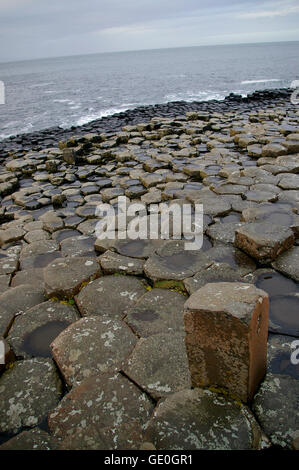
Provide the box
[184,282,269,402]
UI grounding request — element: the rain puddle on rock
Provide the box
[267,334,299,379]
[162,252,197,272]
[32,251,62,269]
[53,229,81,243]
[269,295,299,336]
[255,271,299,336]
[30,205,54,221]
[22,321,70,357]
[116,239,152,258]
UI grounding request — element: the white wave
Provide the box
[164,90,226,102]
[241,79,281,85]
[59,107,131,128]
[30,82,54,88]
[53,99,72,103]
[0,122,33,140]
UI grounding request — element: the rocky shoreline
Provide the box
[0,87,299,450]
[0,88,293,161]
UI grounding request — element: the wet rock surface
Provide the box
[0,358,62,435]
[122,332,191,400]
[1,90,299,449]
[48,372,154,450]
[252,373,299,449]
[184,282,269,402]
[0,427,58,450]
[51,316,138,387]
[7,300,80,359]
[124,288,186,337]
[144,388,269,450]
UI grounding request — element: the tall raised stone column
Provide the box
[184,282,269,402]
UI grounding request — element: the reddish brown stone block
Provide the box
[184,282,269,402]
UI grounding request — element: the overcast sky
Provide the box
[0,0,299,62]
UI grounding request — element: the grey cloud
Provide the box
[0,0,298,62]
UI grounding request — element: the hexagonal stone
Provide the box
[0,227,25,247]
[19,240,62,270]
[51,316,137,386]
[0,255,18,276]
[0,358,62,435]
[24,229,50,244]
[122,332,190,400]
[252,373,299,449]
[75,204,97,219]
[0,284,45,337]
[11,268,45,289]
[44,257,101,300]
[235,223,295,264]
[125,185,147,198]
[213,184,248,196]
[0,428,58,450]
[193,195,231,217]
[144,241,213,282]
[279,174,299,190]
[244,190,278,203]
[207,222,245,244]
[124,288,186,337]
[48,372,154,450]
[114,238,165,259]
[141,190,162,204]
[60,235,96,258]
[184,262,244,294]
[101,187,124,203]
[241,204,299,237]
[140,173,165,188]
[98,250,144,275]
[40,211,64,233]
[205,245,256,277]
[272,246,299,281]
[261,144,287,158]
[144,388,269,450]
[7,300,80,359]
[184,282,269,402]
[75,275,146,319]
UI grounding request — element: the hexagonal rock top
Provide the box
[144,240,212,283]
[272,246,299,282]
[122,332,191,400]
[0,284,45,337]
[235,222,295,264]
[98,250,144,276]
[51,316,138,386]
[0,358,62,435]
[75,275,146,320]
[252,373,299,449]
[7,300,80,359]
[144,388,269,450]
[43,257,101,300]
[184,282,269,402]
[124,288,186,337]
[0,428,58,450]
[48,372,155,450]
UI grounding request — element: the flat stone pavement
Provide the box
[0,99,299,450]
